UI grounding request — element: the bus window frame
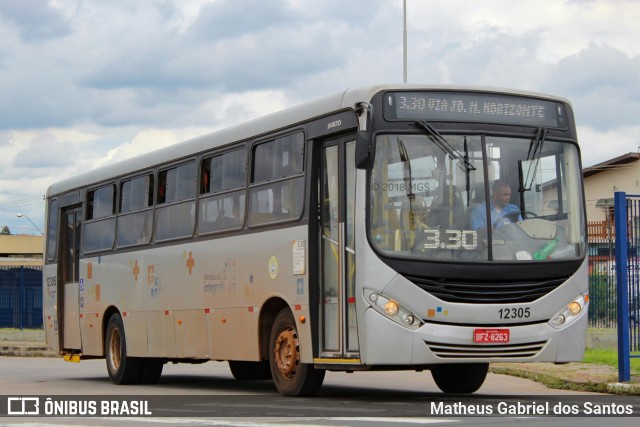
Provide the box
[83,182,117,254]
[45,198,59,262]
[116,171,155,248]
[247,130,306,228]
[154,159,198,242]
[197,146,248,236]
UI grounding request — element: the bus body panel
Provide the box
[380,258,589,326]
[356,260,588,365]
[43,264,59,354]
[124,311,149,357]
[45,225,312,362]
[359,301,587,365]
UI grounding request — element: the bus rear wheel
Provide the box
[105,313,141,385]
[138,358,164,384]
[431,363,489,394]
[269,308,325,396]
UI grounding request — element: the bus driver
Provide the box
[470,180,522,229]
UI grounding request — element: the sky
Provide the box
[0,0,638,235]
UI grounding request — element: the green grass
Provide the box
[583,348,640,376]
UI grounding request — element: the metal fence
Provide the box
[588,220,618,328]
[0,266,43,329]
[612,192,640,382]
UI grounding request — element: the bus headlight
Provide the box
[384,300,399,317]
[365,289,423,330]
[549,293,588,330]
[568,302,581,316]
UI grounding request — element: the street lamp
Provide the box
[16,214,44,235]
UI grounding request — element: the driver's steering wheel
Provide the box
[493,210,537,228]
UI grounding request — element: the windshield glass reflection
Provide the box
[369,134,585,262]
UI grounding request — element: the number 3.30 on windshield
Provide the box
[423,229,478,250]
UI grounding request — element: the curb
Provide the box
[0,343,58,358]
[607,382,640,395]
[490,365,640,396]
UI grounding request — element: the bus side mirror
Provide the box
[355,131,374,169]
[354,102,375,170]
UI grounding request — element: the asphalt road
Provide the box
[1,357,638,426]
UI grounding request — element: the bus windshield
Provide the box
[369,133,585,262]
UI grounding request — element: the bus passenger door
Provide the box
[319,138,359,358]
[58,206,82,351]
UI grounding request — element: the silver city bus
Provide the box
[43,85,587,396]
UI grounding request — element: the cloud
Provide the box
[0,0,71,42]
[189,0,293,42]
[578,125,640,168]
[12,132,74,168]
[93,129,179,169]
[78,3,345,95]
[540,43,640,130]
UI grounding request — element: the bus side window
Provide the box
[46,198,59,261]
[84,184,116,253]
[155,161,197,241]
[117,173,154,247]
[248,132,305,226]
[198,148,247,234]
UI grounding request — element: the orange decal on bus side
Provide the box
[132,260,140,281]
[186,251,195,275]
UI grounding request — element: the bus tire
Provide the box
[431,363,489,394]
[105,313,141,385]
[139,358,164,384]
[228,360,272,381]
[269,308,325,396]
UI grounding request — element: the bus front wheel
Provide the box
[269,308,325,396]
[431,363,488,394]
[105,313,141,385]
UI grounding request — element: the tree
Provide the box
[1,225,10,235]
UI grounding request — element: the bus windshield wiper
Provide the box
[397,136,415,200]
[416,121,476,173]
[522,127,547,191]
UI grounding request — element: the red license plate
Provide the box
[473,328,510,343]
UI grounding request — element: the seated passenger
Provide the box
[428,189,464,229]
[470,180,522,229]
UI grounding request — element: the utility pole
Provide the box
[403,0,407,83]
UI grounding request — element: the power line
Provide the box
[0,195,45,209]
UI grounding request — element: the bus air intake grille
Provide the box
[424,341,547,359]
[406,276,567,304]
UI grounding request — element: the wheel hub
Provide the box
[274,328,299,377]
[108,329,121,370]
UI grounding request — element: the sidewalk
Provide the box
[490,362,640,396]
[0,328,57,357]
[1,329,639,395]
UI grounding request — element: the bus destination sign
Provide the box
[386,91,566,128]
